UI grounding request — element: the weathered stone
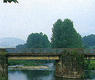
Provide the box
[56,49,85,78]
[0,55,8,80]
[56,58,84,78]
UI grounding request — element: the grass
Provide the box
[88,60,95,70]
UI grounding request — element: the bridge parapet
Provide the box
[0,48,95,54]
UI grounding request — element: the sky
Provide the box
[0,0,95,41]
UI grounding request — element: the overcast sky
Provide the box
[0,0,95,41]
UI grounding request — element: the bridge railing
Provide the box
[5,48,82,53]
[5,48,64,53]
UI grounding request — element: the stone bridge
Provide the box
[0,48,95,79]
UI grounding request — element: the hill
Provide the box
[0,37,25,48]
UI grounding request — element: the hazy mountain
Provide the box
[0,37,25,48]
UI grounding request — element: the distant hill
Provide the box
[0,37,25,48]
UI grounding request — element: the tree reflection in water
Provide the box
[22,70,52,80]
[9,70,54,80]
[55,77,85,80]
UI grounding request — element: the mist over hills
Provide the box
[0,37,25,48]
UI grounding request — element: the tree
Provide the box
[82,34,95,48]
[26,32,50,48]
[3,0,18,3]
[51,18,83,48]
[16,44,27,49]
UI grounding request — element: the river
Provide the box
[8,69,95,80]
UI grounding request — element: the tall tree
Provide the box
[26,32,50,48]
[51,18,83,48]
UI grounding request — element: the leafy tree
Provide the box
[3,0,18,3]
[26,32,50,48]
[82,34,95,48]
[51,18,83,48]
[16,44,27,49]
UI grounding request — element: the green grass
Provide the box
[88,60,95,70]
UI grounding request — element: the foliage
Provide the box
[0,52,7,55]
[8,60,54,66]
[16,44,27,49]
[62,49,85,69]
[26,32,50,48]
[88,60,95,70]
[51,19,83,48]
[0,49,7,55]
[3,0,18,3]
[82,34,95,48]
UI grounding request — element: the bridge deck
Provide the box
[8,56,59,60]
[8,53,60,60]
[7,52,95,60]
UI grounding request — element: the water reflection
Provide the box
[55,77,85,80]
[8,70,95,80]
[8,70,55,80]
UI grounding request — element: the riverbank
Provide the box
[8,65,50,70]
[8,60,95,70]
[8,60,54,66]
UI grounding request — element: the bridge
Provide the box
[7,52,95,60]
[0,48,95,79]
[6,48,95,60]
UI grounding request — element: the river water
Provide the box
[8,70,95,80]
